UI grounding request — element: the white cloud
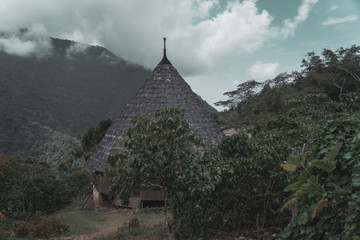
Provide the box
[279,0,319,38]
[232,80,240,85]
[65,42,89,59]
[0,37,35,57]
[330,5,338,11]
[0,23,52,58]
[0,0,319,74]
[321,15,358,26]
[192,0,219,19]
[191,0,273,65]
[248,61,279,80]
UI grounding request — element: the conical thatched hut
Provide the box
[85,38,222,208]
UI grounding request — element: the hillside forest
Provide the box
[1,45,360,239]
[0,36,151,168]
[0,35,216,170]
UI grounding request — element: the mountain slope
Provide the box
[0,38,151,164]
[0,37,217,166]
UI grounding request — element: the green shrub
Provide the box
[13,221,32,237]
[13,216,69,238]
[278,114,360,239]
[31,216,69,238]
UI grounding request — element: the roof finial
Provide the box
[158,37,172,65]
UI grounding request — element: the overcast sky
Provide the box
[0,0,359,109]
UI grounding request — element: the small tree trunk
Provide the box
[164,195,176,240]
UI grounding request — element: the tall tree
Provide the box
[105,108,205,239]
[215,80,261,110]
[71,117,112,161]
[301,45,360,99]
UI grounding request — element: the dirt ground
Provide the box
[52,204,165,240]
[52,227,118,240]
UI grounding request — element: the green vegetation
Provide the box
[278,114,360,239]
[104,108,291,239]
[1,44,359,239]
[71,117,113,161]
[0,154,92,238]
[105,108,205,239]
[55,207,165,239]
[10,216,69,239]
[105,45,360,239]
[0,37,151,164]
[0,37,216,166]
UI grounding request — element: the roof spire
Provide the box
[158,37,172,65]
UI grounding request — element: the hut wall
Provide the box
[113,196,142,208]
[93,172,110,194]
[140,189,165,201]
[93,186,102,208]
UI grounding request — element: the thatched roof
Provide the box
[85,39,222,173]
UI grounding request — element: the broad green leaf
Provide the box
[295,182,320,196]
[280,163,297,172]
[312,198,328,218]
[335,133,345,140]
[356,133,360,140]
[309,159,337,173]
[297,169,309,181]
[329,124,337,133]
[352,162,360,187]
[328,143,342,162]
[326,182,350,195]
[284,180,306,192]
[344,152,352,160]
[282,198,298,214]
[344,124,351,133]
[309,175,319,185]
[325,134,334,140]
[286,154,305,168]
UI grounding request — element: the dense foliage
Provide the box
[278,114,360,239]
[104,108,288,239]
[217,45,360,126]
[10,216,69,238]
[1,42,359,239]
[105,108,206,239]
[0,36,216,166]
[104,45,360,239]
[71,117,113,161]
[107,99,360,239]
[215,45,360,239]
[0,37,150,164]
[0,154,92,237]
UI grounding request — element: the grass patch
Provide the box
[53,204,164,238]
[95,216,167,240]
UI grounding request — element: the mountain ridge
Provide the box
[0,37,217,166]
[0,37,151,165]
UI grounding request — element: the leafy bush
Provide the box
[31,216,69,237]
[278,114,360,239]
[13,216,69,238]
[202,133,291,236]
[13,221,32,238]
[105,108,206,239]
[105,109,292,239]
[0,155,91,224]
[60,169,92,197]
[71,117,113,161]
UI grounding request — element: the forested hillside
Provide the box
[216,45,360,133]
[1,44,359,240]
[0,38,151,165]
[208,45,360,239]
[0,37,217,167]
